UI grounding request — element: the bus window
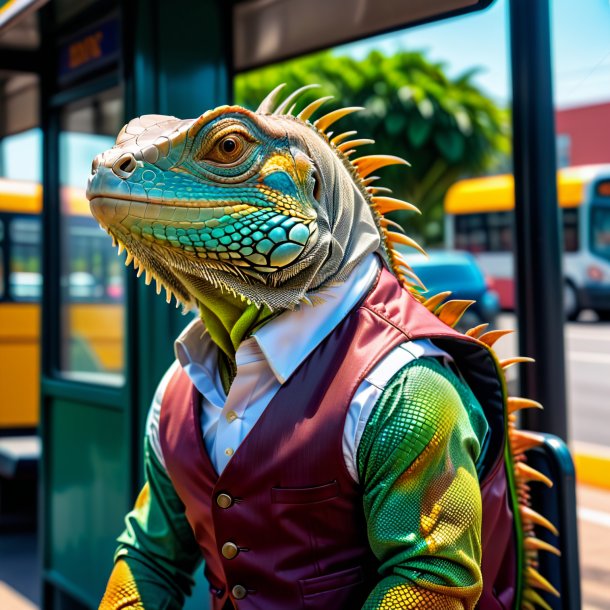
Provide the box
[58,87,125,384]
[591,206,610,262]
[455,214,487,253]
[9,216,42,300]
[487,212,513,252]
[562,207,579,253]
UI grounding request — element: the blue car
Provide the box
[394,248,500,330]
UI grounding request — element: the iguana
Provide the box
[88,84,560,610]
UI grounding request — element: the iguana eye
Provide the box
[203,134,248,165]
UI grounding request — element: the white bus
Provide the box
[444,164,610,320]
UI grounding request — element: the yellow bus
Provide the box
[0,178,123,432]
[444,164,610,319]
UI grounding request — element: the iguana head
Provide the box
[87,84,423,311]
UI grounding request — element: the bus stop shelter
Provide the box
[0,0,575,608]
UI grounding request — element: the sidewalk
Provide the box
[1,484,609,609]
[0,530,39,610]
[578,484,610,610]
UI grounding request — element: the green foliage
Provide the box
[235,50,510,245]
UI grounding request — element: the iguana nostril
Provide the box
[91,156,100,174]
[112,153,137,178]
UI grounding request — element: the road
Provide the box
[494,314,610,447]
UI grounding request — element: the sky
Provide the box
[335,0,610,109]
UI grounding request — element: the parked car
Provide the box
[394,248,500,330]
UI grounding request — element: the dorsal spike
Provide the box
[520,505,559,536]
[314,106,363,133]
[330,130,357,145]
[478,328,514,347]
[342,149,356,157]
[361,176,380,186]
[507,397,543,415]
[337,138,374,153]
[380,217,405,233]
[273,84,320,115]
[297,96,334,122]
[391,251,414,271]
[386,231,427,256]
[515,462,553,488]
[510,429,545,454]
[353,155,410,179]
[367,186,393,195]
[465,323,488,337]
[501,356,535,370]
[256,83,286,114]
[523,588,553,610]
[372,196,421,215]
[523,537,561,557]
[286,103,297,116]
[423,291,452,312]
[525,566,560,598]
[436,299,475,328]
[397,268,426,291]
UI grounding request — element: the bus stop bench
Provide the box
[527,433,581,610]
[0,436,39,528]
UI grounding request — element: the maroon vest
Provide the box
[160,266,517,609]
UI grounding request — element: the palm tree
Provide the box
[235,50,510,245]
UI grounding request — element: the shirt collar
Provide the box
[174,253,380,386]
[253,254,380,383]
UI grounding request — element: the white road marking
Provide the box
[568,351,610,365]
[567,331,610,342]
[578,507,610,529]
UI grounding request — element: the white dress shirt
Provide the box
[147,254,451,482]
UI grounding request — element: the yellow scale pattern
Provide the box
[99,561,144,610]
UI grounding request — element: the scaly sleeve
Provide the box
[358,358,489,610]
[99,436,202,610]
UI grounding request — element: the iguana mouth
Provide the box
[89,192,257,210]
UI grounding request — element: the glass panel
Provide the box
[9,216,42,300]
[58,87,124,385]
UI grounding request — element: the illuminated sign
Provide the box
[58,17,119,84]
[597,181,610,198]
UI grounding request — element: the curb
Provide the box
[573,442,610,491]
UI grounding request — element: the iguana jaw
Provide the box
[89,186,319,307]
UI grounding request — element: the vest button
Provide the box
[222,542,239,559]
[216,493,233,509]
[232,584,247,600]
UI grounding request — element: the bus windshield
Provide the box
[591,206,610,262]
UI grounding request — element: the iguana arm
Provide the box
[99,438,201,610]
[358,358,488,610]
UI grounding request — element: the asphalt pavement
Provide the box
[495,313,610,448]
